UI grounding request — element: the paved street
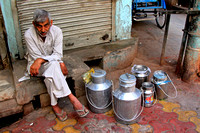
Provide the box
[0,100,199,132]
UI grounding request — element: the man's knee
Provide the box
[47,61,60,66]
[43,61,60,69]
[40,61,61,76]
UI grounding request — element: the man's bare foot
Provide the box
[74,105,89,117]
[68,93,89,117]
[52,104,68,121]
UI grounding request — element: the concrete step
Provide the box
[0,80,15,101]
[0,99,23,118]
[0,80,22,118]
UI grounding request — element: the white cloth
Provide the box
[39,61,71,106]
[24,25,71,106]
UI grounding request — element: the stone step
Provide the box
[0,99,23,118]
[0,80,15,102]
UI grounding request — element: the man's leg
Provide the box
[43,76,68,121]
[39,61,70,120]
[68,93,89,117]
[40,61,88,118]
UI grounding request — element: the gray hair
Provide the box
[33,9,51,23]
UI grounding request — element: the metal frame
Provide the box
[160,9,200,67]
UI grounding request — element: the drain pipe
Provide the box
[182,0,200,82]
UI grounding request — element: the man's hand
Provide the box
[30,58,46,76]
[60,62,68,76]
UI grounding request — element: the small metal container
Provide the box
[131,65,151,89]
[113,73,142,124]
[152,70,168,100]
[152,70,177,100]
[85,69,112,113]
[141,82,154,107]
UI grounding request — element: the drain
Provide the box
[66,77,76,96]
[84,58,103,69]
[0,112,23,128]
[32,95,41,109]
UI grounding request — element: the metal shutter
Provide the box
[16,0,112,50]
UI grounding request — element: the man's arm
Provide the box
[30,58,47,76]
[59,62,68,76]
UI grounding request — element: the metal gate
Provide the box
[16,0,112,50]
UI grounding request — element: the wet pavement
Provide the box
[1,14,200,133]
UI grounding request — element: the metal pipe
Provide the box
[160,13,171,65]
[175,14,190,77]
[182,0,200,83]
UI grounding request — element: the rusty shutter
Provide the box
[16,0,112,50]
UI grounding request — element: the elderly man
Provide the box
[24,9,89,121]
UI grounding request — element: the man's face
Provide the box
[33,18,52,37]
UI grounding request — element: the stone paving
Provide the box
[1,100,199,133]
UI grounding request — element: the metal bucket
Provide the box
[85,69,112,113]
[113,73,142,124]
[141,82,155,107]
[131,65,151,89]
[152,70,177,100]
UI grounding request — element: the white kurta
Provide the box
[24,25,71,106]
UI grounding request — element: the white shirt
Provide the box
[24,25,63,73]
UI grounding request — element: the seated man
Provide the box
[24,9,89,121]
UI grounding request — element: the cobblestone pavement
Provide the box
[0,100,199,133]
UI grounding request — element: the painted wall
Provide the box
[0,0,19,59]
[115,0,132,40]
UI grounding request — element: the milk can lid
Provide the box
[119,73,136,83]
[153,70,167,81]
[91,69,106,78]
[131,65,151,77]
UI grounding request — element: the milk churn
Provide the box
[113,73,142,124]
[85,69,112,113]
[152,70,177,100]
[131,65,151,89]
[141,82,155,107]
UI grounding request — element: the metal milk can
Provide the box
[113,73,142,124]
[131,65,151,89]
[141,82,155,107]
[85,69,112,113]
[152,70,177,100]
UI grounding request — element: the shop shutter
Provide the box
[16,0,112,50]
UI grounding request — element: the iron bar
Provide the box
[160,13,171,65]
[175,14,190,77]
